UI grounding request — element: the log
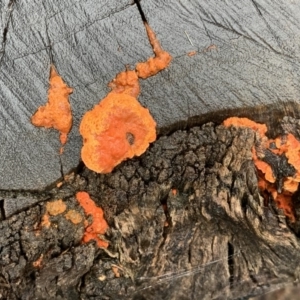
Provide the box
[1,121,300,299]
[2,0,300,189]
[1,1,300,299]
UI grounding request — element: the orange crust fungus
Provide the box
[223,117,268,137]
[80,93,156,173]
[76,191,109,248]
[108,69,140,98]
[46,199,67,216]
[187,50,197,57]
[223,117,300,222]
[65,209,83,225]
[80,22,172,173]
[136,23,172,78]
[31,65,73,148]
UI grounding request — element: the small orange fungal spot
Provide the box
[65,209,83,224]
[41,214,51,228]
[283,178,299,193]
[76,191,109,248]
[31,65,73,149]
[56,181,63,188]
[46,199,67,216]
[188,50,197,57]
[33,254,44,268]
[111,265,121,278]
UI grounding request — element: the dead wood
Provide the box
[1,121,300,299]
[2,0,300,189]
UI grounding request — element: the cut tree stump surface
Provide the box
[2,1,300,189]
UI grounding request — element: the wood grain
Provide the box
[1,0,300,190]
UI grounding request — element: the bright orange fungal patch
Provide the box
[80,93,156,173]
[31,65,73,148]
[80,22,171,173]
[76,191,108,248]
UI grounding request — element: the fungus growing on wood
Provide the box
[136,23,172,78]
[223,117,300,222]
[46,199,67,216]
[31,65,73,150]
[76,191,109,248]
[223,117,268,137]
[65,209,83,225]
[187,50,197,57]
[80,93,156,173]
[108,69,140,98]
[251,148,276,184]
[80,22,171,173]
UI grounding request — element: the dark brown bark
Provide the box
[1,120,300,299]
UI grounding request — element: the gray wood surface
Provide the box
[1,0,300,190]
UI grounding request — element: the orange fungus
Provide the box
[80,93,156,173]
[46,199,67,216]
[223,117,267,137]
[108,69,140,98]
[136,23,172,78]
[223,117,299,222]
[65,209,83,225]
[76,191,108,248]
[80,22,171,173]
[188,50,197,57]
[31,65,73,146]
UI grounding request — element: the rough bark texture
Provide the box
[2,0,300,189]
[1,121,300,299]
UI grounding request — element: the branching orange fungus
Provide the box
[31,65,73,148]
[223,117,300,222]
[76,191,108,248]
[136,23,172,78]
[80,22,172,173]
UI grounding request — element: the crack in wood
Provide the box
[228,242,235,289]
[134,0,148,23]
[0,0,16,66]
[0,199,5,220]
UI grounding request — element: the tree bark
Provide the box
[1,121,300,299]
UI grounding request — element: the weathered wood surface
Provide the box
[1,121,300,299]
[2,0,300,189]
